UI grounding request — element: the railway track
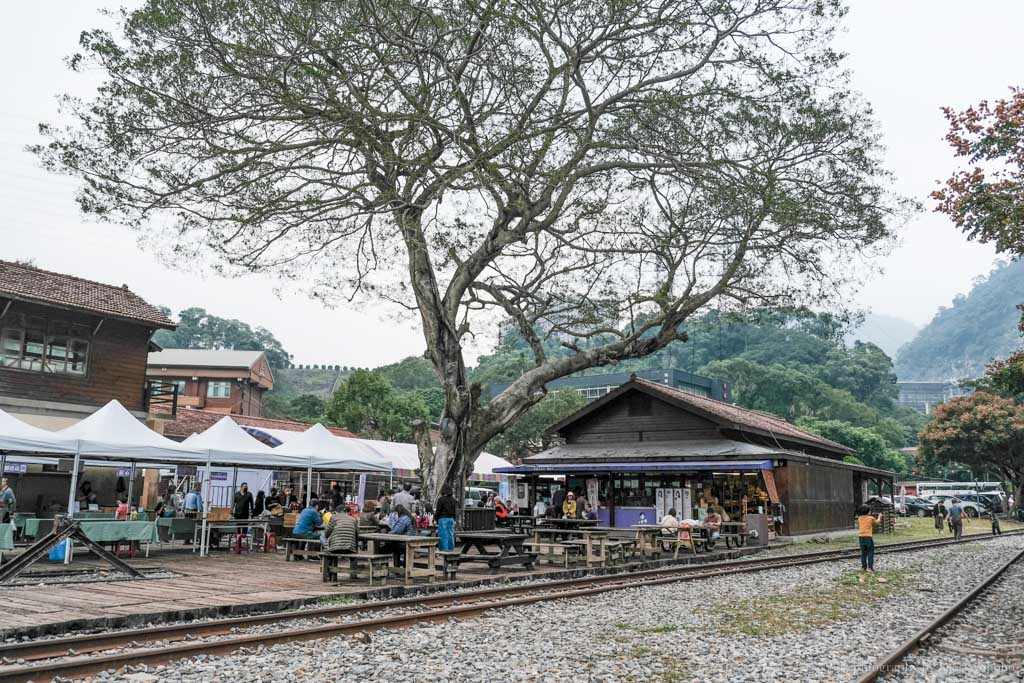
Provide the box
[854,543,1024,682]
[0,531,1019,683]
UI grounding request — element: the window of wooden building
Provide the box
[1,313,90,376]
[207,380,231,398]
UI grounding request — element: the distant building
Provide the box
[0,260,175,428]
[147,349,274,417]
[896,381,972,415]
[488,367,731,403]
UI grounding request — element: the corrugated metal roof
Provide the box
[497,460,774,474]
[0,260,175,329]
[148,349,265,369]
[524,439,781,462]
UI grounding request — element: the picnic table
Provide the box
[362,533,438,585]
[76,511,118,520]
[505,515,542,535]
[157,517,197,544]
[561,529,614,567]
[455,531,536,572]
[537,517,599,531]
[77,521,159,558]
[197,519,271,555]
[631,524,673,557]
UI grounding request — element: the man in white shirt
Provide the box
[392,483,415,512]
[532,498,547,518]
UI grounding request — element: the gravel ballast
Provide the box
[880,547,1024,683]
[74,534,1024,682]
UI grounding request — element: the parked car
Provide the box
[924,494,989,518]
[978,493,1005,513]
[898,495,935,517]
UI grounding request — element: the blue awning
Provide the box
[494,460,774,475]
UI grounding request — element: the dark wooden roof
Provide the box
[0,260,175,329]
[548,377,853,457]
[156,407,356,440]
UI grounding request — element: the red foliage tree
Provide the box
[932,88,1024,256]
[919,393,1024,506]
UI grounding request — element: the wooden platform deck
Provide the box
[0,542,760,638]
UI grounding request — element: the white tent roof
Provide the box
[257,426,513,478]
[0,408,77,454]
[57,400,208,463]
[273,423,391,472]
[183,416,314,469]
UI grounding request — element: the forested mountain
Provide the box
[844,313,919,358]
[894,260,1024,381]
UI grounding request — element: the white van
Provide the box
[464,486,495,507]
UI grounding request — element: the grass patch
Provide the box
[320,594,356,605]
[659,660,689,682]
[709,569,913,636]
[640,625,678,634]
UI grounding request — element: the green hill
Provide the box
[272,366,350,401]
[894,260,1024,381]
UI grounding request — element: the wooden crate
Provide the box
[207,507,231,521]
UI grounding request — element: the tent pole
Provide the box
[231,466,238,494]
[0,452,6,479]
[65,442,81,565]
[305,462,313,506]
[200,451,212,557]
[126,461,136,519]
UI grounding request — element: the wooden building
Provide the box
[0,260,175,428]
[497,377,896,537]
[146,349,274,417]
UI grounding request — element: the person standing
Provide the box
[552,487,566,515]
[392,483,415,512]
[932,501,945,534]
[946,498,965,540]
[856,504,882,572]
[253,490,266,517]
[989,508,1002,536]
[435,485,459,552]
[561,491,578,519]
[532,497,547,518]
[0,478,16,523]
[183,483,203,519]
[233,483,254,520]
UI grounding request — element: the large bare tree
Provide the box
[34,0,906,501]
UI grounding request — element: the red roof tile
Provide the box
[0,260,174,329]
[633,378,851,454]
[157,407,356,440]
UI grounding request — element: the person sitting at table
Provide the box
[561,491,578,519]
[183,484,202,519]
[283,486,299,510]
[359,501,380,527]
[581,502,598,521]
[532,497,547,518]
[386,504,418,567]
[324,505,358,554]
[494,498,510,525]
[435,484,458,552]
[293,500,323,541]
[704,508,723,541]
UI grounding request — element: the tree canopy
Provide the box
[153,306,291,368]
[485,389,587,461]
[326,370,429,442]
[36,0,905,500]
[796,418,910,476]
[932,88,1024,257]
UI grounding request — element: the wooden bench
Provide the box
[437,551,465,580]
[322,552,391,585]
[661,530,706,558]
[524,541,580,567]
[283,537,322,562]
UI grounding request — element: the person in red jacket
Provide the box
[494,497,510,525]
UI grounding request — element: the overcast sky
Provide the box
[0,2,1016,366]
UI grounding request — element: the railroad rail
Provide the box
[853,544,1024,683]
[0,530,1019,683]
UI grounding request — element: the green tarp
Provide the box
[78,521,158,543]
[0,525,12,551]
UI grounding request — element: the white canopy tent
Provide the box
[248,426,514,481]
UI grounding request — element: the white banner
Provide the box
[357,473,367,508]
